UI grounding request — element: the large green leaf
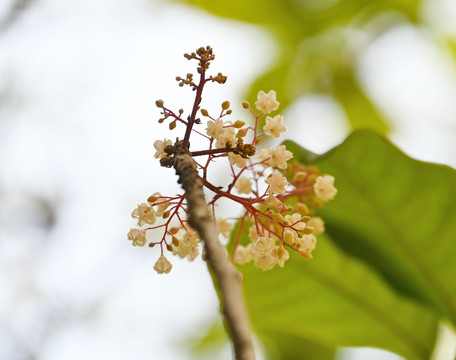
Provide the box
[236,233,438,360]
[285,130,456,325]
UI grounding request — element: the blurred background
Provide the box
[0,0,455,359]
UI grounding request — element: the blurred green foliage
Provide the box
[174,0,432,133]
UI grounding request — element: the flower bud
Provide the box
[233,120,245,128]
[242,101,250,109]
[222,101,230,110]
[155,99,164,108]
[201,109,209,116]
[169,121,176,130]
[169,227,179,235]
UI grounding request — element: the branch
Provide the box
[173,148,256,360]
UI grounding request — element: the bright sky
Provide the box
[0,0,455,359]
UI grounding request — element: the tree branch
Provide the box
[173,148,256,360]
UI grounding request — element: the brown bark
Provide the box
[173,148,256,360]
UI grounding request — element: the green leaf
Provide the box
[236,233,438,360]
[284,129,456,325]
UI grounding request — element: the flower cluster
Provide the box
[128,46,337,274]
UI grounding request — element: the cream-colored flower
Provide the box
[234,176,252,195]
[153,139,172,159]
[314,175,337,202]
[217,218,234,238]
[265,172,288,194]
[154,255,173,274]
[127,228,147,247]
[253,237,275,255]
[172,230,201,260]
[248,225,259,242]
[233,244,253,264]
[228,153,247,168]
[285,213,306,231]
[215,127,236,149]
[253,253,276,271]
[264,115,287,138]
[257,145,292,169]
[131,203,156,226]
[255,90,280,114]
[307,217,325,235]
[206,118,224,138]
[296,234,317,252]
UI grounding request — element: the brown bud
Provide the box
[201,109,209,116]
[169,121,176,130]
[162,210,171,219]
[169,228,179,235]
[166,243,173,251]
[155,99,164,108]
[221,101,230,110]
[242,101,250,109]
[149,243,156,248]
[147,195,159,203]
[172,236,179,246]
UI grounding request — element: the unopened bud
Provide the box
[169,228,179,235]
[236,128,248,138]
[155,99,164,108]
[166,243,173,251]
[149,243,156,248]
[233,120,245,128]
[172,236,179,246]
[242,101,250,109]
[303,227,314,235]
[147,195,159,203]
[294,171,307,182]
[201,109,209,116]
[295,203,309,214]
[226,110,232,115]
[169,121,176,130]
[301,216,311,223]
[222,101,230,110]
[162,210,171,219]
[283,230,295,246]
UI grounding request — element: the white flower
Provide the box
[253,237,275,255]
[127,228,147,247]
[229,153,247,168]
[206,119,224,138]
[131,203,156,226]
[264,115,287,138]
[314,175,337,202]
[154,255,173,274]
[215,127,236,149]
[265,172,288,194]
[285,213,306,231]
[172,230,201,260]
[217,218,234,238]
[307,217,325,235]
[234,176,252,195]
[153,139,172,159]
[255,90,280,114]
[233,244,253,264]
[257,145,292,169]
[296,234,317,253]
